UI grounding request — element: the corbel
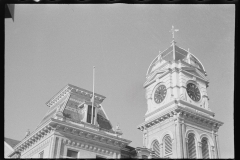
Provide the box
[114,141,118,146]
[100,137,105,142]
[86,133,91,138]
[107,139,112,144]
[71,129,77,134]
[67,140,71,145]
[63,127,68,132]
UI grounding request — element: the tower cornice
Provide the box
[138,100,223,131]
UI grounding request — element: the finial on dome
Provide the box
[169,25,179,42]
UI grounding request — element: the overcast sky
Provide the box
[5,4,234,158]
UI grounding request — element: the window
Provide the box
[87,105,92,123]
[87,105,95,124]
[163,135,172,156]
[66,149,78,158]
[39,151,44,158]
[151,140,160,157]
[96,155,106,159]
[188,133,197,158]
[201,137,210,159]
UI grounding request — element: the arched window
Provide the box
[163,134,172,156]
[151,140,160,157]
[201,137,210,159]
[188,133,197,158]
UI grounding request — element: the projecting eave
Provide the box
[46,84,106,107]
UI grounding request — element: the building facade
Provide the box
[136,38,223,158]
[8,84,135,158]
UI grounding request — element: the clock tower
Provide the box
[137,27,223,158]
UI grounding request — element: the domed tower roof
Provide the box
[146,40,206,77]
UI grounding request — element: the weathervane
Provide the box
[169,25,179,40]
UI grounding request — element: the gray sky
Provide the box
[5,4,234,158]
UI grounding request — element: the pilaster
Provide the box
[212,130,219,158]
[56,137,62,158]
[198,142,202,158]
[181,121,187,158]
[160,143,163,158]
[185,138,189,158]
[210,146,215,159]
[216,133,221,158]
[49,136,56,158]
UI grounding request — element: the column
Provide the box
[181,123,187,158]
[212,131,219,158]
[216,134,221,158]
[160,143,163,158]
[56,138,62,158]
[48,137,54,158]
[174,119,179,158]
[185,138,189,158]
[49,136,56,158]
[210,146,215,159]
[198,142,202,159]
[178,120,184,158]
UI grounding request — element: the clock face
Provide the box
[186,83,201,102]
[154,85,167,104]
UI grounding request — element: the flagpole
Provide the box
[91,66,95,124]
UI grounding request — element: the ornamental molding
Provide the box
[145,100,177,118]
[144,69,170,88]
[14,124,54,154]
[50,119,130,149]
[62,138,116,156]
[180,69,208,83]
[22,137,51,158]
[138,104,223,132]
[139,107,178,131]
[46,84,106,108]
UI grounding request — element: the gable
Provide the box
[181,67,207,81]
[144,69,170,88]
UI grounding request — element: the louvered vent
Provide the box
[188,133,197,158]
[202,138,210,159]
[152,140,160,157]
[164,135,172,155]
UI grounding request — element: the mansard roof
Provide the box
[146,41,206,76]
[46,84,106,107]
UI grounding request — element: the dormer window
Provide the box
[87,105,95,124]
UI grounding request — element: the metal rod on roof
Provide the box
[91,66,95,124]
